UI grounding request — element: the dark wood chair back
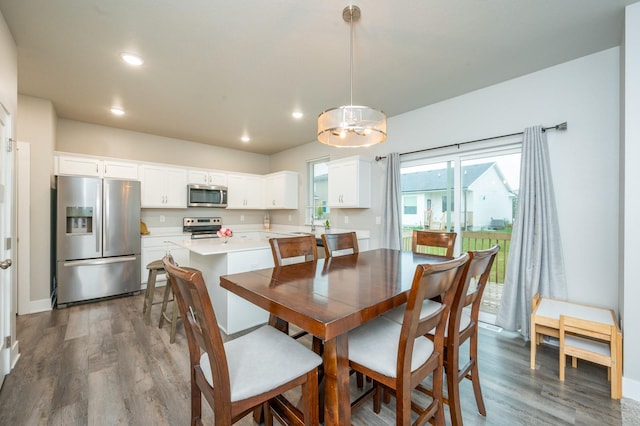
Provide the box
[268,235,319,343]
[163,257,234,422]
[163,256,321,425]
[321,232,359,258]
[401,253,469,356]
[269,235,318,266]
[349,253,469,425]
[440,244,499,425]
[412,230,457,257]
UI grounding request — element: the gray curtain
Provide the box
[381,152,402,249]
[496,125,567,341]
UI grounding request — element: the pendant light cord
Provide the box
[349,6,354,107]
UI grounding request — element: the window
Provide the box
[403,195,417,215]
[308,157,330,223]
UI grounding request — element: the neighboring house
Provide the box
[401,162,515,230]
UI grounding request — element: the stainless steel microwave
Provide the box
[187,184,228,207]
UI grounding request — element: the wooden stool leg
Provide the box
[159,283,172,330]
[159,282,180,344]
[143,269,158,325]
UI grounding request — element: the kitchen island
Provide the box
[170,229,370,335]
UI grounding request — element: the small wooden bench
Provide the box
[530,294,622,399]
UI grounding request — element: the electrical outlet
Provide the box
[288,215,292,222]
[159,215,165,223]
[344,216,349,224]
[240,215,245,222]
[376,216,381,225]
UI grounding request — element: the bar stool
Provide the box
[142,260,165,325]
[158,279,180,344]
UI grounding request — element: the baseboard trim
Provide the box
[623,376,640,402]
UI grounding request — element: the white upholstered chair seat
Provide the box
[384,300,471,337]
[348,316,434,378]
[200,325,322,402]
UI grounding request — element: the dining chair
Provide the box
[348,253,469,426]
[269,234,318,266]
[321,232,359,258]
[412,230,457,257]
[162,256,322,425]
[559,315,622,399]
[268,235,320,346]
[434,245,499,425]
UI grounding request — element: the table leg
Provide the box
[323,334,351,426]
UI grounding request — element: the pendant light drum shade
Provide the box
[317,105,387,147]
[317,5,387,148]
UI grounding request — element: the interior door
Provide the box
[0,104,14,388]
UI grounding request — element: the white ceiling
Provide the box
[0,0,636,155]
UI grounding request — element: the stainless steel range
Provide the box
[183,217,222,239]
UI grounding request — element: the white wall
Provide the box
[0,11,16,114]
[16,95,56,307]
[622,2,640,401]
[274,47,621,312]
[57,119,270,174]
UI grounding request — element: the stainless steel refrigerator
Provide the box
[55,175,141,306]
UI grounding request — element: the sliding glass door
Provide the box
[400,148,521,324]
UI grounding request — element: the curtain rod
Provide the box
[374,122,567,161]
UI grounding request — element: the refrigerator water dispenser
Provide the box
[66,207,93,234]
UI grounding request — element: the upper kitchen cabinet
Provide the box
[327,156,371,208]
[55,153,138,180]
[226,172,263,209]
[263,171,299,209]
[139,164,187,208]
[188,169,227,187]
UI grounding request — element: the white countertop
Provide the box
[165,225,370,256]
[170,234,274,256]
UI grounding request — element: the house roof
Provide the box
[401,162,503,192]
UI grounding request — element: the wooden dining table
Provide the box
[219,248,451,426]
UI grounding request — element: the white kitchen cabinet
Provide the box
[139,164,188,208]
[141,235,190,286]
[188,169,227,186]
[226,172,263,209]
[103,160,139,179]
[263,171,298,209]
[327,156,371,208]
[55,154,138,180]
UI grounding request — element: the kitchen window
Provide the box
[307,157,330,224]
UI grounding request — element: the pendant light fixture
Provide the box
[317,5,387,147]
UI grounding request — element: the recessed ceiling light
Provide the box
[241,135,250,143]
[120,53,144,66]
[111,107,125,116]
[292,111,303,119]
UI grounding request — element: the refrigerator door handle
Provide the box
[104,182,110,252]
[96,180,102,254]
[63,256,138,267]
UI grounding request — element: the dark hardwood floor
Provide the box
[0,290,638,425]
